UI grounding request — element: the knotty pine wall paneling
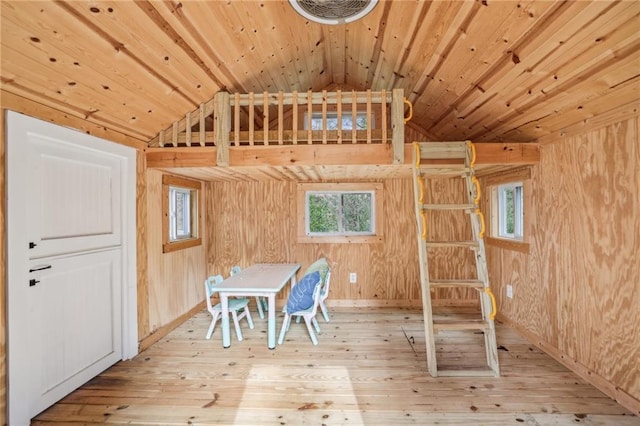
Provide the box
[482,116,640,414]
[207,177,479,307]
[146,169,208,334]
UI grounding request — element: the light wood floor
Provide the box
[33,307,638,425]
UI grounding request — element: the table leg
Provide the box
[220,293,231,348]
[267,294,276,349]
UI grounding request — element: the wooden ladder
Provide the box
[412,141,500,377]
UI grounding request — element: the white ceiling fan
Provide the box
[289,0,379,25]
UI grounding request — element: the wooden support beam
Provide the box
[391,89,405,164]
[232,144,393,167]
[403,142,539,165]
[146,147,217,168]
[214,92,231,166]
[146,142,539,169]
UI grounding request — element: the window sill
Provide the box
[163,237,202,253]
[297,235,383,244]
[486,236,530,254]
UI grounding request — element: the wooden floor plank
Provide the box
[32,307,636,425]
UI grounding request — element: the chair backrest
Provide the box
[309,281,324,315]
[320,270,331,298]
[303,258,329,282]
[230,265,241,276]
[204,274,224,311]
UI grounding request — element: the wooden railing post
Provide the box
[215,91,231,166]
[391,88,405,164]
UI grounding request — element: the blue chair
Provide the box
[204,275,254,341]
[230,265,268,319]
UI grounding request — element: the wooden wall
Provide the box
[206,177,478,306]
[143,169,208,345]
[482,116,640,413]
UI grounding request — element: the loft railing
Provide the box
[149,88,407,165]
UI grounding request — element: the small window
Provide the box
[497,182,524,240]
[305,111,372,130]
[163,175,202,253]
[487,167,531,253]
[306,191,374,236]
[297,183,383,243]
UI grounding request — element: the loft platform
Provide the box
[146,89,539,181]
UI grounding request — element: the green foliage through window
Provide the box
[307,191,373,235]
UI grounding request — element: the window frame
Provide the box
[297,182,383,244]
[497,182,524,240]
[162,174,202,253]
[486,167,531,253]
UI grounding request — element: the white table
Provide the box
[214,263,300,349]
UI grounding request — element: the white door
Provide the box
[26,250,122,415]
[7,111,138,425]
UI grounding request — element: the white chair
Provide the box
[278,271,325,345]
[318,271,332,323]
[204,274,254,341]
[299,258,332,323]
[296,270,332,325]
[230,265,268,319]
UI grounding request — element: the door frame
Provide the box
[6,110,138,424]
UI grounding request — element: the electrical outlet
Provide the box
[349,272,357,284]
[506,284,513,299]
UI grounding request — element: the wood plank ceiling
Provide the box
[1,1,639,145]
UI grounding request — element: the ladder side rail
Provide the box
[412,144,438,377]
[464,142,500,376]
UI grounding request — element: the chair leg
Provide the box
[303,316,318,345]
[245,306,254,329]
[320,300,330,322]
[261,297,269,312]
[278,313,291,344]
[231,311,243,341]
[255,297,265,319]
[206,311,220,339]
[311,316,321,333]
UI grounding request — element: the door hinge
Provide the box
[29,242,38,249]
[29,279,40,287]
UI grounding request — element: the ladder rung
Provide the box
[430,279,484,289]
[426,241,479,248]
[418,166,472,177]
[433,320,489,332]
[422,203,475,211]
[436,369,498,378]
[416,142,468,159]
